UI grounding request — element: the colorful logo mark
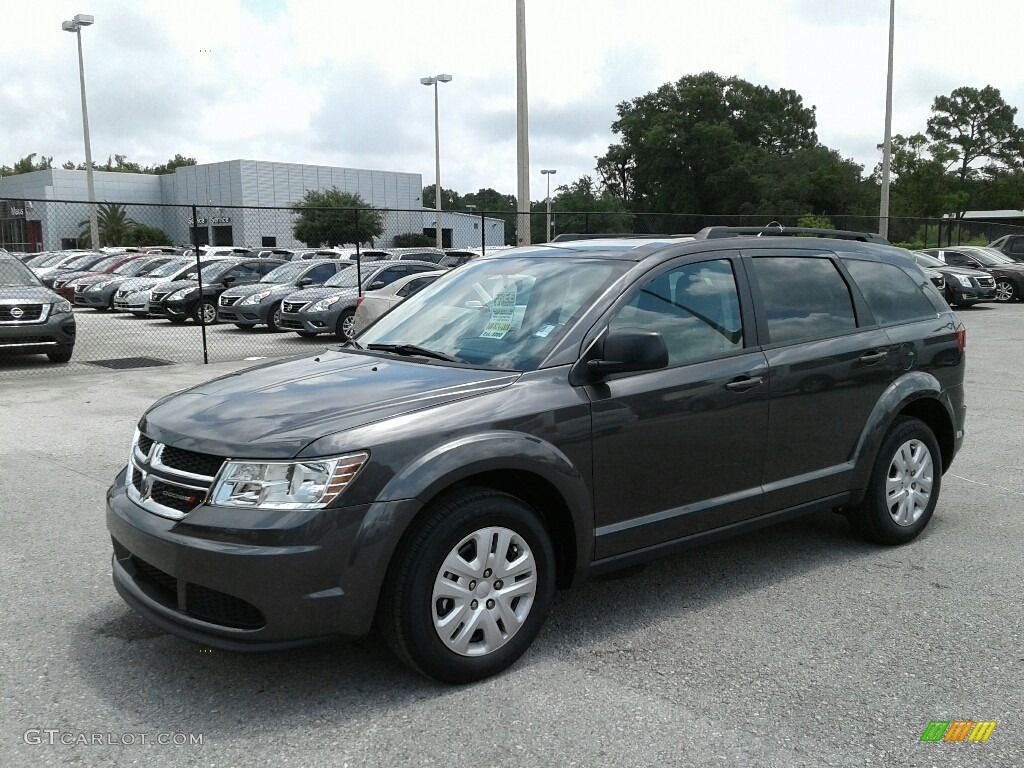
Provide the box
[920,721,997,742]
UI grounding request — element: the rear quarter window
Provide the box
[749,256,856,345]
[844,259,938,326]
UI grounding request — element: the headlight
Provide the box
[957,275,972,287]
[89,280,115,291]
[307,296,341,312]
[52,300,72,314]
[168,287,196,300]
[209,453,369,509]
[240,290,272,305]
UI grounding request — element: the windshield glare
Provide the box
[359,256,626,370]
[182,261,235,282]
[324,268,361,288]
[261,262,310,283]
[914,252,945,268]
[0,260,41,287]
[114,258,156,276]
[967,247,1015,265]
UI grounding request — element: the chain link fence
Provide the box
[2,197,1022,378]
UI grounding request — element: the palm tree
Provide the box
[78,203,138,247]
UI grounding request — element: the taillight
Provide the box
[355,296,364,307]
[955,323,966,351]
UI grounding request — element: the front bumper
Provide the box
[279,309,336,334]
[159,298,197,320]
[0,313,75,355]
[949,284,996,305]
[217,301,270,325]
[106,470,420,649]
[74,287,117,308]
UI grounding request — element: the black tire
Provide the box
[994,278,1016,303]
[168,315,187,324]
[47,346,74,364]
[266,302,284,333]
[944,287,958,307]
[335,308,356,341]
[296,331,318,338]
[233,323,256,330]
[848,417,941,545]
[193,300,218,325]
[380,488,556,684]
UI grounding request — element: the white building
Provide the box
[0,160,505,251]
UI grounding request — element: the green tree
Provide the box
[927,85,1024,183]
[460,188,519,245]
[393,233,437,247]
[1,153,54,176]
[292,188,383,247]
[548,176,633,237]
[123,224,173,246]
[78,203,138,247]
[596,72,819,214]
[421,185,461,209]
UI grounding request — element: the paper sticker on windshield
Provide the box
[535,324,555,338]
[480,287,517,339]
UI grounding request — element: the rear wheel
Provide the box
[848,417,941,545]
[380,488,556,683]
[335,308,356,341]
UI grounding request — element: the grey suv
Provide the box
[0,256,76,363]
[107,227,966,683]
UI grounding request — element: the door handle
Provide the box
[725,376,764,392]
[859,349,889,364]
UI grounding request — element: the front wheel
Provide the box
[380,488,556,683]
[335,308,356,341]
[994,278,1017,302]
[848,417,941,545]
[47,345,74,363]
[266,302,284,332]
[194,300,218,325]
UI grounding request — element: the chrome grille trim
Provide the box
[129,435,222,520]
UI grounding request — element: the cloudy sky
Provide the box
[4,0,1023,201]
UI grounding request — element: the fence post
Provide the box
[480,212,486,255]
[353,208,362,296]
[191,204,209,365]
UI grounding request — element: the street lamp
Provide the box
[62,13,99,250]
[420,73,452,249]
[878,0,895,240]
[541,169,556,241]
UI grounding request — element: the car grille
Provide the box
[0,304,45,322]
[125,553,265,630]
[976,276,995,288]
[74,284,87,294]
[128,432,225,520]
[279,317,305,330]
[282,301,306,313]
[219,295,241,307]
[150,291,170,303]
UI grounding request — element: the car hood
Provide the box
[0,286,62,303]
[221,282,300,300]
[118,275,170,292]
[153,279,199,294]
[934,265,987,278]
[140,349,520,457]
[55,270,103,284]
[73,273,129,287]
[283,286,357,306]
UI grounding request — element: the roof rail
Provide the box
[549,233,685,242]
[694,225,889,244]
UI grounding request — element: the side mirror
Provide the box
[221,275,235,285]
[368,280,386,291]
[585,329,668,379]
[296,277,313,287]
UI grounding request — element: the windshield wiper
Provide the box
[367,343,465,363]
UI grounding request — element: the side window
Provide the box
[256,261,280,276]
[608,259,743,365]
[371,267,407,288]
[942,251,967,266]
[844,259,938,326]
[1011,239,1024,255]
[396,276,437,298]
[750,257,856,344]
[303,265,335,284]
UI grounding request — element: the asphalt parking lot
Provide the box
[1,304,1022,767]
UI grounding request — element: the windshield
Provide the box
[84,255,122,272]
[324,268,362,289]
[261,262,311,283]
[914,252,946,268]
[359,256,627,370]
[181,260,236,282]
[60,253,105,270]
[147,259,190,278]
[965,247,1015,265]
[113,258,154,276]
[0,260,41,287]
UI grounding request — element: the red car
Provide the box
[51,253,152,300]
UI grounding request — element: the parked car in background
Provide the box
[54,253,160,300]
[0,255,76,363]
[439,249,480,268]
[113,258,194,314]
[910,251,996,307]
[33,251,107,283]
[351,269,447,335]
[217,259,352,331]
[251,248,297,261]
[920,246,1024,302]
[279,260,443,340]
[152,258,285,324]
[987,234,1024,262]
[390,248,446,264]
[107,226,966,683]
[71,256,175,310]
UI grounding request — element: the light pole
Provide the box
[878,0,895,239]
[515,0,531,245]
[420,74,452,249]
[62,13,99,250]
[541,169,556,241]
